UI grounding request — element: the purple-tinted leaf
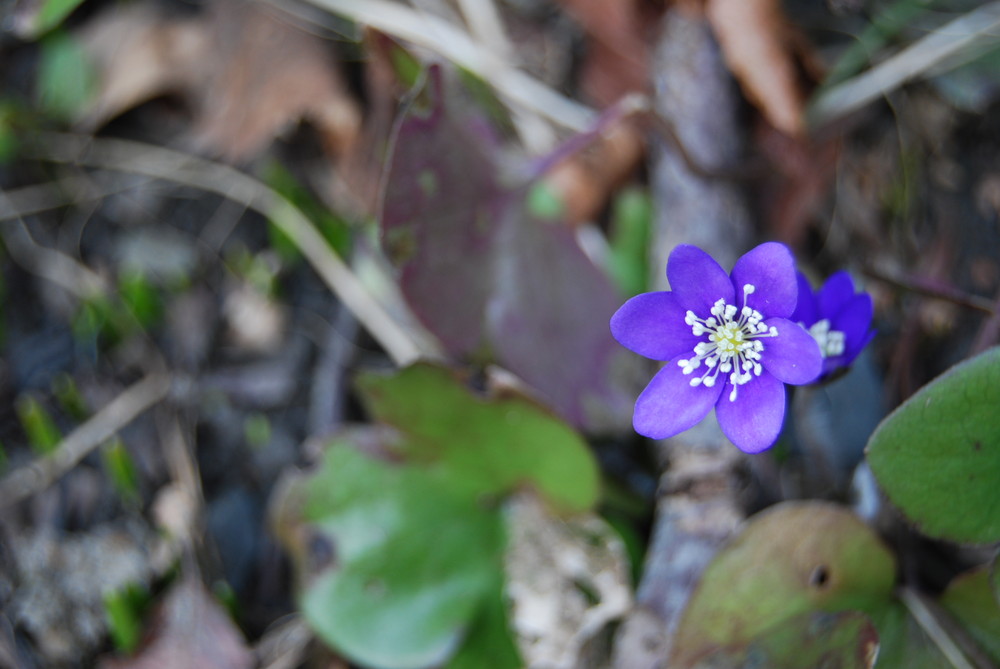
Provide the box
[379,66,504,356]
[379,64,627,428]
[488,196,627,426]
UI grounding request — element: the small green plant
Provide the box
[17,395,62,454]
[104,582,150,654]
[101,438,141,507]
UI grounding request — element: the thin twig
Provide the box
[292,0,595,133]
[865,266,997,314]
[0,173,152,220]
[254,616,314,669]
[641,111,765,182]
[0,215,108,300]
[809,2,1000,128]
[899,586,997,669]
[25,132,434,366]
[447,0,556,150]
[528,93,647,180]
[455,0,511,61]
[0,373,173,509]
[971,284,1000,354]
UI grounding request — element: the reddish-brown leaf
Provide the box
[79,0,361,161]
[553,0,655,105]
[705,0,808,137]
[101,577,253,669]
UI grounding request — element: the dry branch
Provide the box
[809,2,1000,128]
[0,373,172,509]
[24,132,436,367]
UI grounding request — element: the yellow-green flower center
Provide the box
[677,284,779,401]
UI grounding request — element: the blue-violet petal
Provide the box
[610,292,704,361]
[716,370,786,454]
[632,363,723,440]
[666,244,735,316]
[760,317,823,385]
[730,242,798,318]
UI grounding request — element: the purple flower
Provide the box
[610,243,823,453]
[791,270,875,378]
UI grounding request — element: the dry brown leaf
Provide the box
[333,30,419,216]
[78,4,209,128]
[554,0,654,105]
[192,0,361,160]
[755,124,840,245]
[100,576,254,669]
[545,118,645,224]
[705,0,807,137]
[78,0,361,161]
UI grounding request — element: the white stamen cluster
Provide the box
[676,284,778,402]
[807,319,845,358]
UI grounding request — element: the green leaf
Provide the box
[0,101,19,164]
[37,31,96,121]
[104,582,149,654]
[691,611,879,669]
[672,502,896,667]
[102,437,141,506]
[388,42,423,90]
[52,373,88,421]
[444,575,521,669]
[17,395,62,454]
[939,567,1000,663]
[993,552,1000,607]
[866,346,1000,544]
[866,601,951,669]
[606,187,652,297]
[301,443,504,669]
[119,269,163,330]
[356,362,601,513]
[32,0,87,36]
[263,161,351,262]
[525,181,565,221]
[243,413,271,449]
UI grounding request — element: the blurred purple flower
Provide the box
[791,270,875,378]
[610,243,823,453]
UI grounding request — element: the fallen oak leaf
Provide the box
[191,0,361,160]
[77,3,209,129]
[77,0,361,162]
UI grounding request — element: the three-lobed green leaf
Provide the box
[356,362,601,513]
[299,362,602,668]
